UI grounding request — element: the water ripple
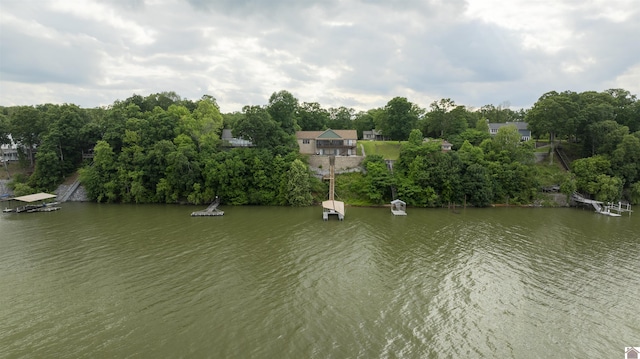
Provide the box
[1,205,638,358]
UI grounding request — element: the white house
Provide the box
[1,135,19,163]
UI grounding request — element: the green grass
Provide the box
[535,160,568,187]
[534,144,551,153]
[359,140,405,160]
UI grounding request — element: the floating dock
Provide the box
[323,200,344,220]
[391,199,407,216]
[2,192,61,214]
[191,197,224,217]
[600,202,633,217]
[571,192,632,217]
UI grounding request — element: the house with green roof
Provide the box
[296,129,358,156]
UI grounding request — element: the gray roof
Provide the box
[488,122,529,131]
[221,129,234,140]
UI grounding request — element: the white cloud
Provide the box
[0,0,638,112]
[48,0,157,45]
[607,64,640,94]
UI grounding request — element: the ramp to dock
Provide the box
[571,192,604,212]
[323,156,344,220]
[191,197,224,217]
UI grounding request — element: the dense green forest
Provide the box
[1,88,639,206]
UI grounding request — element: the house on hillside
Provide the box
[221,129,253,148]
[422,138,453,152]
[488,122,531,141]
[362,129,387,141]
[296,129,358,156]
[1,135,19,163]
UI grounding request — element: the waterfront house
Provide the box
[1,135,19,163]
[296,129,358,156]
[362,129,387,141]
[488,122,531,141]
[221,129,253,148]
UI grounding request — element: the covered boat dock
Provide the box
[391,199,407,216]
[2,192,61,213]
[322,200,344,220]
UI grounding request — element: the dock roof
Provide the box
[13,193,57,203]
[322,200,345,216]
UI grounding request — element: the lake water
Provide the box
[1,203,638,358]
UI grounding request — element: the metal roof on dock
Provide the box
[13,193,57,203]
[322,200,345,216]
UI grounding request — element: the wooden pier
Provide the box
[571,192,633,217]
[323,156,344,220]
[191,197,224,217]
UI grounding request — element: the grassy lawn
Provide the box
[359,140,405,160]
[535,160,568,187]
[534,144,551,153]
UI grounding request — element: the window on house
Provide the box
[302,139,310,144]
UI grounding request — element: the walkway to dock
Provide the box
[572,192,604,212]
[323,156,344,220]
[191,197,224,217]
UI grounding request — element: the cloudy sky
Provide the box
[1,0,639,113]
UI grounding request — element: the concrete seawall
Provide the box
[55,183,89,202]
[307,155,364,177]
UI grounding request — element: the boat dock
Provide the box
[323,156,344,220]
[191,197,224,217]
[571,192,633,217]
[391,199,407,216]
[601,201,633,217]
[2,192,61,213]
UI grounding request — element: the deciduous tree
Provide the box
[285,159,313,206]
[267,90,299,134]
[378,97,420,141]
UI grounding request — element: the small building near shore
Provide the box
[391,199,407,215]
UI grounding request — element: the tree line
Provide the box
[1,88,639,206]
[341,125,537,207]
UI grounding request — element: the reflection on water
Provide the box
[1,204,638,358]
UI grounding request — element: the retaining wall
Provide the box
[307,155,364,173]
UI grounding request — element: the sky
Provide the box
[1,0,639,113]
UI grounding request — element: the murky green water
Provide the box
[1,203,638,358]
